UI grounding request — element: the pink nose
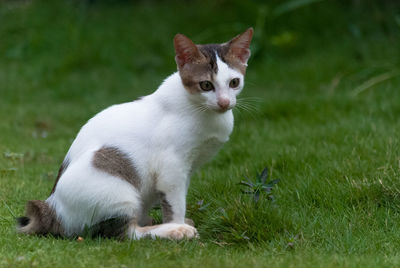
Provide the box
[217,98,230,110]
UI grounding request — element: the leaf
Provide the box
[258,167,269,184]
[238,166,280,203]
[239,181,254,188]
[266,179,280,187]
[273,0,325,17]
[241,190,253,194]
[254,191,261,203]
[262,186,273,192]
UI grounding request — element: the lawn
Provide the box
[1,0,400,267]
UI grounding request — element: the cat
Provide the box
[16,28,253,240]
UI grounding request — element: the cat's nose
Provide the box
[217,98,230,110]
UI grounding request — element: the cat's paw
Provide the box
[162,224,199,240]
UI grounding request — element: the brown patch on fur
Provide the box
[17,200,63,236]
[159,192,173,223]
[174,33,214,94]
[50,159,69,194]
[177,44,227,94]
[198,43,248,75]
[93,146,141,189]
[198,44,228,74]
[178,57,212,94]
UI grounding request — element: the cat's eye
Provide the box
[229,78,240,88]
[199,81,214,91]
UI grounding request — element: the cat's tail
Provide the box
[16,200,63,236]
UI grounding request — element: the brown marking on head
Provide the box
[159,192,173,223]
[173,28,253,93]
[92,146,141,189]
[174,33,210,94]
[50,158,70,194]
[197,44,228,74]
[17,200,63,236]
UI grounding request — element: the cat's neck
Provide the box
[152,72,194,111]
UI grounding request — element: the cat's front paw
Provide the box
[164,224,199,240]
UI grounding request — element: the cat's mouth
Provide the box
[212,106,233,113]
[204,102,234,113]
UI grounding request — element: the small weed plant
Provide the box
[239,167,279,203]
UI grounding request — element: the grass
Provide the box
[1,0,400,267]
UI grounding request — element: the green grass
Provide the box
[1,0,400,267]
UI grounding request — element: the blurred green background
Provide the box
[1,0,400,267]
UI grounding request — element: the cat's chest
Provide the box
[188,114,233,168]
[149,108,233,168]
[194,111,233,141]
[189,137,225,170]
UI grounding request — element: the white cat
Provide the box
[17,28,253,240]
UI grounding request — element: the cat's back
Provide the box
[66,96,160,160]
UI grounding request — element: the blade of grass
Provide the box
[3,200,16,218]
[352,71,400,96]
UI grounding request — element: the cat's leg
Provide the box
[159,192,195,226]
[137,193,158,226]
[48,151,141,236]
[127,158,198,240]
[153,161,198,238]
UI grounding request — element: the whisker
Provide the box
[238,102,260,113]
[178,103,207,117]
[236,101,259,113]
[234,103,259,118]
[237,97,263,104]
[239,104,258,113]
[192,104,208,115]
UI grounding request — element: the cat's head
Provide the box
[174,28,253,113]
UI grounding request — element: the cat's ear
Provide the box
[174,34,205,68]
[226,27,254,65]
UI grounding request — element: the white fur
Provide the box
[46,58,244,239]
